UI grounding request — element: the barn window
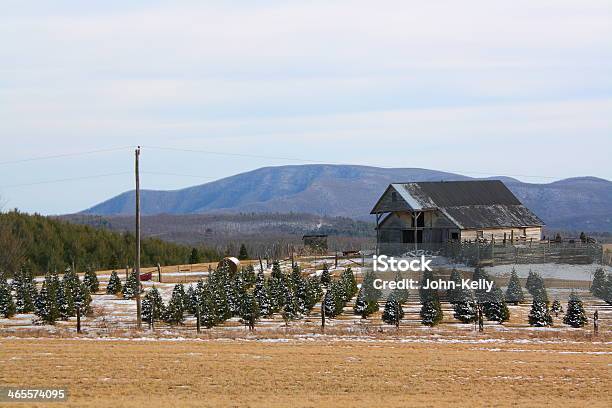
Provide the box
[451,232,459,240]
[391,192,398,202]
[477,231,484,239]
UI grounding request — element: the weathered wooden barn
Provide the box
[371,180,544,251]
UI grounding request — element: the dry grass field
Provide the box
[1,337,610,408]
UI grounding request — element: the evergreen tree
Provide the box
[323,283,342,318]
[505,268,524,305]
[453,297,477,323]
[551,299,563,317]
[0,281,16,318]
[164,284,186,324]
[528,300,552,327]
[604,274,612,305]
[254,271,272,317]
[35,282,58,324]
[525,269,543,296]
[106,270,123,295]
[75,281,92,316]
[189,247,200,264]
[142,286,165,325]
[238,244,249,261]
[482,287,510,323]
[353,287,369,318]
[83,267,99,293]
[382,294,404,326]
[392,269,409,303]
[419,269,437,303]
[271,261,283,280]
[340,267,358,302]
[240,264,256,286]
[198,285,217,328]
[239,292,259,330]
[362,269,382,306]
[420,296,443,326]
[446,269,463,305]
[563,293,588,328]
[13,269,36,313]
[268,275,285,313]
[590,267,607,299]
[282,285,299,323]
[186,284,197,314]
[122,270,139,300]
[56,280,71,320]
[211,280,231,323]
[303,276,322,315]
[320,263,331,286]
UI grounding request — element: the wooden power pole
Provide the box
[135,146,142,329]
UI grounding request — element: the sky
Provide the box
[1,0,611,215]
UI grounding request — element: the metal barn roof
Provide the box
[371,180,544,229]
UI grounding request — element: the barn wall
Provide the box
[461,227,542,242]
[371,186,411,213]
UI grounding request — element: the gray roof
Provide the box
[371,180,544,229]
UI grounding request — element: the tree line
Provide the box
[0,210,220,277]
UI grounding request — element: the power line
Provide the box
[141,145,560,180]
[0,172,132,189]
[0,146,135,166]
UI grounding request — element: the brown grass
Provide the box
[1,337,610,408]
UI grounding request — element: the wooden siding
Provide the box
[461,227,542,242]
[371,186,411,213]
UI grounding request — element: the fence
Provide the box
[376,241,603,266]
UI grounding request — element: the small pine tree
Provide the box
[35,282,58,324]
[419,269,437,303]
[420,297,443,327]
[0,281,16,318]
[323,286,340,318]
[282,285,299,323]
[83,267,99,293]
[106,270,123,295]
[271,261,283,280]
[239,292,259,330]
[142,286,165,325]
[382,295,404,326]
[483,288,510,323]
[189,247,200,264]
[340,267,358,302]
[14,269,36,313]
[505,268,524,305]
[164,284,186,324]
[528,301,553,327]
[563,293,588,328]
[238,244,249,261]
[268,275,285,313]
[122,271,139,300]
[199,286,217,329]
[590,267,607,299]
[320,263,331,286]
[453,299,477,323]
[254,271,272,317]
[362,269,382,305]
[446,269,463,305]
[604,274,612,305]
[56,281,72,320]
[75,281,92,316]
[303,276,322,315]
[353,287,371,318]
[551,299,563,317]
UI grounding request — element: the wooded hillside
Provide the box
[0,211,220,276]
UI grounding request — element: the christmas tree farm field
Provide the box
[1,337,610,408]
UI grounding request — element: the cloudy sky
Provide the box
[1,0,611,214]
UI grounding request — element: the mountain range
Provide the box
[80,165,612,232]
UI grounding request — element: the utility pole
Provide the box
[135,146,142,329]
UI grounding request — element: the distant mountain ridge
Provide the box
[80,165,612,232]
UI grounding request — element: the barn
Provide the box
[371,180,544,252]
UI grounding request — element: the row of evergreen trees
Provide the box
[0,267,97,324]
[139,262,335,329]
